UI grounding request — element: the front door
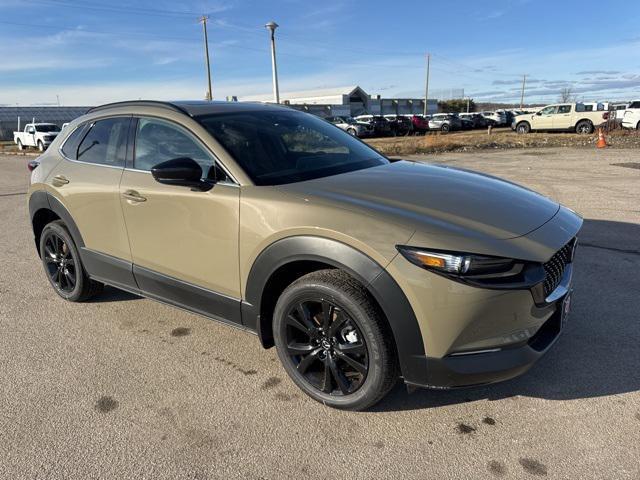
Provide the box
[119,117,241,324]
[532,105,557,130]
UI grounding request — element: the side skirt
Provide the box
[81,248,249,332]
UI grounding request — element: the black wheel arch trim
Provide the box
[243,235,428,385]
[29,190,86,253]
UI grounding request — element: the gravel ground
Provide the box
[0,147,639,479]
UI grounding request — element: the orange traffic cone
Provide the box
[596,128,607,148]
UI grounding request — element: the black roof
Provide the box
[87,100,287,117]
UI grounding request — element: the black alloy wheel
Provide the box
[283,298,368,395]
[273,270,399,410]
[42,230,77,294]
[39,220,103,301]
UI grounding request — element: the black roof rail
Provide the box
[86,100,192,117]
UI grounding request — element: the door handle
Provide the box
[52,175,69,186]
[122,190,147,203]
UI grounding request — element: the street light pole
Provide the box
[199,15,213,101]
[265,21,280,104]
[423,53,431,116]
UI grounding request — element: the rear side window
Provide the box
[61,124,87,160]
[630,101,640,109]
[77,118,129,167]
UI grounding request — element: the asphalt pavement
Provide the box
[1,147,639,479]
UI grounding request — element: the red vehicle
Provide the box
[409,114,430,135]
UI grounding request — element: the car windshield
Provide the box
[35,124,60,132]
[198,110,388,186]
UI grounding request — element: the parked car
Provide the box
[14,123,61,151]
[28,100,582,410]
[513,103,608,134]
[453,114,474,130]
[353,115,391,136]
[326,116,373,137]
[407,114,430,135]
[481,111,506,126]
[496,110,517,127]
[429,114,461,132]
[611,103,629,124]
[459,113,487,129]
[621,100,640,130]
[383,115,412,136]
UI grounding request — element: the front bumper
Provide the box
[408,290,569,388]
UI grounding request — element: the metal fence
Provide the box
[0,107,90,140]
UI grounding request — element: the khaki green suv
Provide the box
[28,101,582,410]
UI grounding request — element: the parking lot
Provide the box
[1,147,639,479]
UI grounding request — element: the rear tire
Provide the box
[441,124,450,132]
[636,121,640,130]
[17,139,23,151]
[575,120,593,135]
[273,270,399,411]
[347,128,357,137]
[516,122,531,134]
[39,220,103,302]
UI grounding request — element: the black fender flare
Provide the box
[29,191,85,252]
[243,236,427,384]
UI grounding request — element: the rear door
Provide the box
[48,116,136,289]
[119,116,242,324]
[552,104,573,129]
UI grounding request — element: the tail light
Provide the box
[27,160,39,172]
[602,112,609,120]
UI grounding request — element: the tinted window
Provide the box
[557,105,572,114]
[629,101,640,109]
[134,118,226,181]
[61,124,87,160]
[36,124,60,132]
[198,110,387,186]
[77,118,129,167]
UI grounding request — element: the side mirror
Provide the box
[151,157,213,191]
[536,112,542,116]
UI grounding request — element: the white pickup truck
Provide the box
[621,100,640,130]
[13,123,61,151]
[513,103,609,134]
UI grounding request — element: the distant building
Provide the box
[241,85,437,117]
[0,106,89,140]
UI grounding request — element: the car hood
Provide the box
[278,161,560,240]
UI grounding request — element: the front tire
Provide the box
[441,124,450,132]
[516,122,531,134]
[273,270,399,410]
[346,128,357,137]
[39,220,103,302]
[37,140,45,152]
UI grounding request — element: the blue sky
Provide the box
[1,0,639,105]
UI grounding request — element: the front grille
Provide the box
[542,239,575,296]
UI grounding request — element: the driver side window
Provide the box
[134,118,228,181]
[539,106,557,115]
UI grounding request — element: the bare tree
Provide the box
[559,86,576,103]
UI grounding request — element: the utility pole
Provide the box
[265,21,280,104]
[466,97,470,113]
[423,53,431,116]
[519,74,526,110]
[199,15,213,101]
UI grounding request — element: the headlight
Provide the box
[396,246,525,281]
